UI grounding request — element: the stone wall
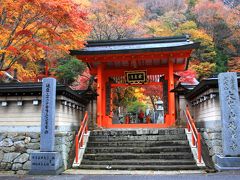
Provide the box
[0,131,75,175]
[200,128,222,163]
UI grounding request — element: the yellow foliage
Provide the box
[11,63,37,81]
[145,20,174,37]
[175,21,197,32]
[175,21,216,62]
[126,8,144,25]
[190,61,216,80]
[134,87,147,102]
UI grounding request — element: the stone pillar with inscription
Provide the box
[29,78,63,175]
[215,72,240,171]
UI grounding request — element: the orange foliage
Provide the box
[194,0,227,31]
[228,57,240,72]
[0,0,90,73]
[89,0,144,40]
[194,0,240,55]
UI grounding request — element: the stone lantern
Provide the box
[154,99,164,124]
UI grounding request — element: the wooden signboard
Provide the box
[125,70,147,84]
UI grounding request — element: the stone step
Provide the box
[87,140,189,147]
[78,164,199,170]
[81,159,196,166]
[85,146,191,154]
[83,152,194,160]
[91,128,185,136]
[78,128,199,171]
[88,134,187,142]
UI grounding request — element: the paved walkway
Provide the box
[1,170,240,180]
[63,169,207,175]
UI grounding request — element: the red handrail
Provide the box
[75,111,88,163]
[185,105,202,163]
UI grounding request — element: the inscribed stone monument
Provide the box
[40,77,56,151]
[215,72,240,171]
[30,78,63,174]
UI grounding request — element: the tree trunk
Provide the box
[150,96,156,111]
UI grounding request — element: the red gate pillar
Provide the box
[101,65,107,127]
[168,59,176,126]
[97,63,104,127]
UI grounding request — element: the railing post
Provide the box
[85,124,88,134]
[75,134,79,163]
[75,111,88,164]
[80,136,83,147]
[185,106,202,163]
[186,104,189,113]
[187,123,190,132]
[197,133,202,163]
[192,134,195,146]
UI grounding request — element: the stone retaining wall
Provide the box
[200,128,222,163]
[0,131,75,175]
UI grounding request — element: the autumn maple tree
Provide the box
[1,0,239,83]
[71,68,95,90]
[0,0,90,75]
[194,0,240,72]
[176,69,197,84]
[142,85,163,111]
[194,0,232,49]
[89,0,144,40]
[228,57,240,72]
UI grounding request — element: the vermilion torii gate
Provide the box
[70,35,199,128]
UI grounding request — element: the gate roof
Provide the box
[70,35,199,70]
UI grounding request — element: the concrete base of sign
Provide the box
[215,155,240,171]
[29,152,63,175]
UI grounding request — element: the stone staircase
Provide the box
[78,128,199,170]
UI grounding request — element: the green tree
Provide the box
[160,11,187,32]
[113,87,137,110]
[215,49,229,72]
[127,101,146,114]
[185,0,198,21]
[54,56,86,85]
